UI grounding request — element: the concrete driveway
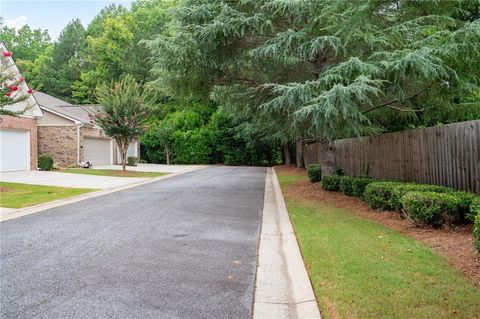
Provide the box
[93,163,205,174]
[1,166,266,318]
[0,170,148,189]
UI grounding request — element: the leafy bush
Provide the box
[307,164,322,183]
[470,197,480,224]
[321,175,343,191]
[127,156,138,166]
[351,177,378,198]
[455,192,480,223]
[38,154,54,171]
[474,212,480,252]
[364,182,404,210]
[339,176,355,196]
[389,184,453,212]
[402,191,463,227]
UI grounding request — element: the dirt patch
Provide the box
[0,187,13,193]
[275,165,480,287]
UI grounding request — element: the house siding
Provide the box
[0,115,38,170]
[37,126,78,167]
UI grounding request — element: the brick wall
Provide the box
[37,126,78,167]
[0,115,38,170]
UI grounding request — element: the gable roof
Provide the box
[1,42,43,118]
[33,91,103,125]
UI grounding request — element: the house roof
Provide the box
[1,42,43,118]
[33,92,103,125]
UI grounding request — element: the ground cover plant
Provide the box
[0,182,95,208]
[276,167,480,318]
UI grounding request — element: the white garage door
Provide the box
[84,138,112,165]
[116,141,138,164]
[0,128,30,172]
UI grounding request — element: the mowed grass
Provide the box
[276,171,480,319]
[62,168,168,178]
[0,182,95,208]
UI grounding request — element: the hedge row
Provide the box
[318,173,480,251]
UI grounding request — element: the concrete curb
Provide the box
[253,167,321,319]
[0,166,207,222]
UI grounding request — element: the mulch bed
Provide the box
[275,165,480,288]
[0,187,12,193]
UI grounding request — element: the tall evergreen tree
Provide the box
[147,0,480,171]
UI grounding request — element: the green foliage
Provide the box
[402,191,463,227]
[321,175,342,191]
[474,211,480,252]
[389,184,454,212]
[471,197,480,225]
[339,176,355,196]
[38,154,54,171]
[307,164,322,183]
[127,156,138,166]
[95,75,154,169]
[351,177,378,198]
[364,182,404,210]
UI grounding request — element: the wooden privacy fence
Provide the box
[304,120,480,193]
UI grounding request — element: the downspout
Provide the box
[77,123,84,166]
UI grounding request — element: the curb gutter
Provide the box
[253,167,321,319]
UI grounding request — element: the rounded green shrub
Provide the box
[339,176,355,196]
[389,184,453,212]
[307,164,322,183]
[473,211,480,252]
[455,192,480,223]
[402,191,463,227]
[364,181,403,210]
[321,175,342,191]
[38,154,54,171]
[351,177,378,198]
[127,156,138,166]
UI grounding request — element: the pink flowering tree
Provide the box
[94,75,154,171]
[1,50,34,116]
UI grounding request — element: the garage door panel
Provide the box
[0,129,30,172]
[84,138,112,165]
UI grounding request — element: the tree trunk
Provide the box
[295,134,304,168]
[318,136,336,176]
[284,144,292,165]
[165,145,170,165]
[117,139,127,171]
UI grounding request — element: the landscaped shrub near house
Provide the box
[321,175,343,191]
[307,164,322,183]
[389,184,453,212]
[339,176,355,196]
[127,156,138,166]
[402,191,463,227]
[38,154,54,171]
[364,182,403,210]
[474,211,480,252]
[351,177,378,198]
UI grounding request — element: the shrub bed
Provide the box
[402,191,463,227]
[389,184,453,212]
[307,164,322,183]
[127,156,138,166]
[321,175,343,191]
[364,182,404,210]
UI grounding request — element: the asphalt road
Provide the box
[1,166,266,319]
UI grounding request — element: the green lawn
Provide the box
[62,168,168,178]
[276,171,480,319]
[0,182,95,208]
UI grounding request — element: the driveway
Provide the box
[1,166,266,319]
[93,163,205,174]
[0,170,148,189]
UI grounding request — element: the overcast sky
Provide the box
[1,0,133,40]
